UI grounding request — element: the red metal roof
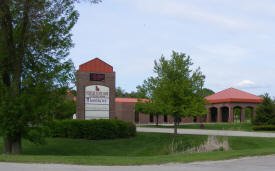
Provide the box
[205,88,263,104]
[115,98,147,103]
[79,58,114,73]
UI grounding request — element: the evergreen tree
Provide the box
[253,94,275,125]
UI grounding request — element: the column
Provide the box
[228,107,234,123]
[251,107,256,121]
[206,108,211,123]
[241,108,246,123]
[217,107,222,122]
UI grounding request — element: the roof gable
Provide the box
[205,88,263,104]
[79,58,114,73]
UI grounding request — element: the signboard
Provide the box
[90,73,105,82]
[85,85,109,119]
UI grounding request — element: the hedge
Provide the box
[252,125,275,131]
[48,119,136,140]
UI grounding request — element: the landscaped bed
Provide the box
[1,132,275,165]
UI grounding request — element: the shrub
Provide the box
[252,125,275,131]
[48,119,136,140]
[253,94,275,125]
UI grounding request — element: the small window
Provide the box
[164,115,168,122]
[193,116,197,123]
[150,114,154,123]
[135,111,139,123]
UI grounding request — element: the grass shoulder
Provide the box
[0,132,275,165]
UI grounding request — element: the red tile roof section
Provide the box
[79,58,114,73]
[205,88,263,104]
[115,98,147,103]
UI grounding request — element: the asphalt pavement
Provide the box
[137,127,275,137]
[1,155,275,171]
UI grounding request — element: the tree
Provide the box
[135,78,164,126]
[201,88,215,97]
[54,99,76,120]
[116,86,139,98]
[116,87,127,97]
[0,0,101,154]
[152,51,207,135]
[253,94,275,125]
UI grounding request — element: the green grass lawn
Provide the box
[1,132,275,165]
[142,123,255,131]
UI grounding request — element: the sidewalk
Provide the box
[137,127,275,137]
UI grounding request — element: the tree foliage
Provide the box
[0,0,101,154]
[201,88,215,97]
[150,51,207,134]
[253,94,275,125]
[135,77,164,125]
[115,87,139,98]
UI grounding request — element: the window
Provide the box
[164,115,168,122]
[150,114,154,123]
[193,116,197,123]
[135,111,139,123]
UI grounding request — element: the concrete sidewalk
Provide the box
[137,127,275,137]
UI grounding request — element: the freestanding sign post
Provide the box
[76,58,115,120]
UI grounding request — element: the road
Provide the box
[137,127,275,137]
[1,155,275,171]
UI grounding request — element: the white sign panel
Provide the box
[85,85,109,119]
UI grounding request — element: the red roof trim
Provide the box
[78,58,114,73]
[79,58,113,69]
[205,88,263,104]
[115,98,147,103]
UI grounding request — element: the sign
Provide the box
[85,85,109,119]
[90,73,105,82]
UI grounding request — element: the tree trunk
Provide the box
[174,117,178,135]
[156,114,159,126]
[3,136,22,155]
[3,138,12,154]
[11,138,22,155]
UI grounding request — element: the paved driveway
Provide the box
[1,155,275,171]
[137,127,275,137]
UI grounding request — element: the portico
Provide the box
[205,88,263,123]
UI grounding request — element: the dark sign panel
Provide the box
[90,73,105,81]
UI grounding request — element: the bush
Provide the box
[252,125,275,131]
[48,119,136,140]
[253,94,275,125]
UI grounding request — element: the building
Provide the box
[76,58,263,124]
[115,98,193,124]
[204,88,263,123]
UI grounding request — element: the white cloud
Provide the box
[235,80,256,88]
[135,0,250,30]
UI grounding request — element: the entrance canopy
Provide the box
[205,88,263,104]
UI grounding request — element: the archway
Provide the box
[221,107,229,122]
[245,107,253,123]
[210,107,217,122]
[233,107,242,123]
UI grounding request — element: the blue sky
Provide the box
[68,0,275,96]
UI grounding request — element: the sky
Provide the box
[68,0,275,96]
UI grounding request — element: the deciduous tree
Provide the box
[0,0,101,154]
[152,51,207,135]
